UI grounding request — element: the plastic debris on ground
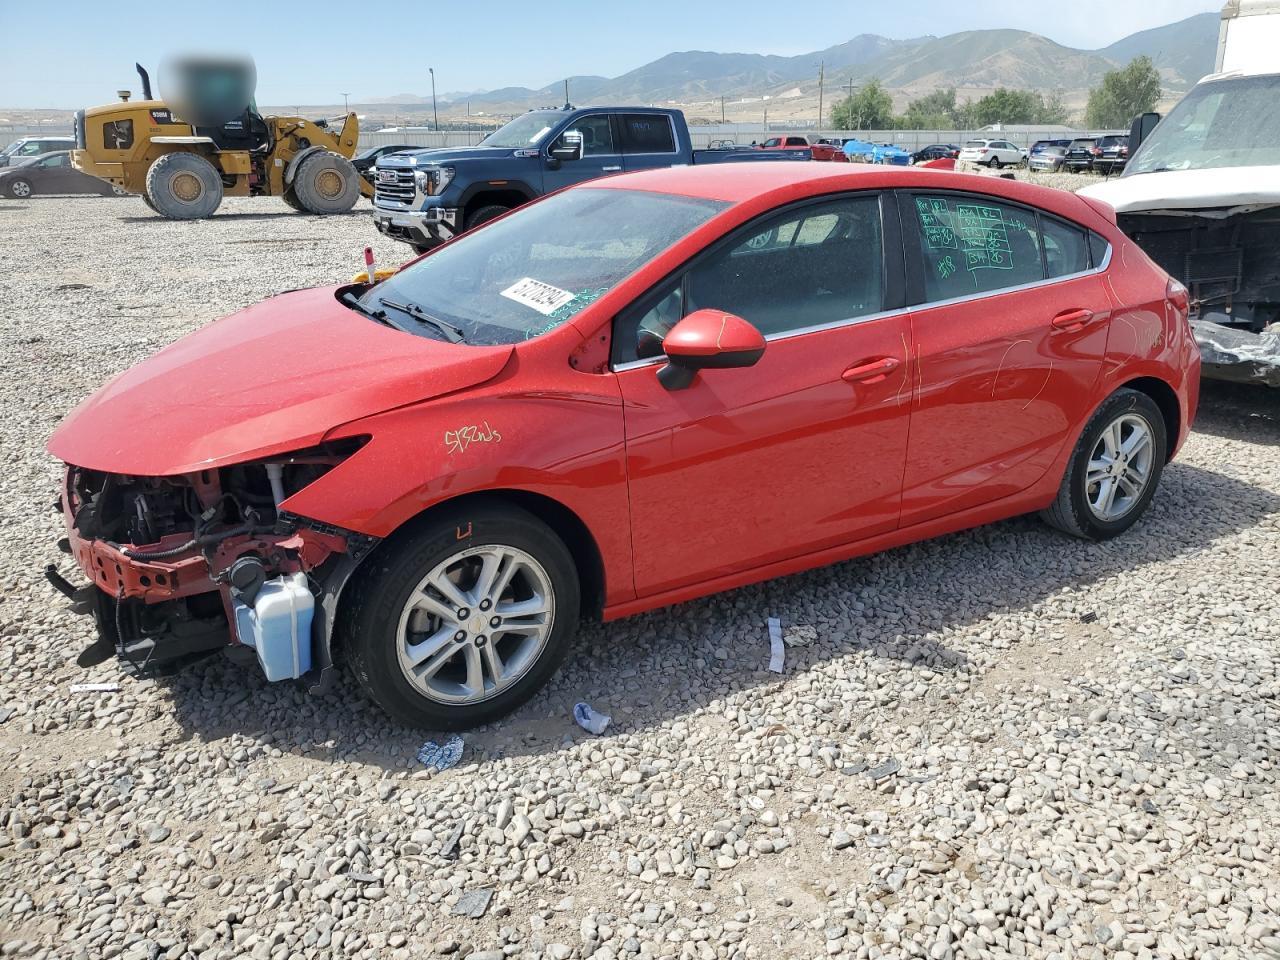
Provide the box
[573,701,611,735]
[438,821,465,860]
[416,733,464,770]
[767,617,785,673]
[784,624,818,647]
[452,887,494,918]
[70,682,121,694]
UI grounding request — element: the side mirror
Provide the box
[657,309,766,391]
[549,130,584,163]
[1128,112,1161,153]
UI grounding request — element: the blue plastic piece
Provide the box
[232,573,314,681]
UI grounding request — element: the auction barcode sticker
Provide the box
[500,277,576,315]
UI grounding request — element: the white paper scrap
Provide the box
[70,683,121,694]
[500,277,575,315]
[767,618,785,673]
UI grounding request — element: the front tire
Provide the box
[145,152,223,219]
[291,151,361,214]
[1041,388,1167,540]
[343,502,580,730]
[465,203,511,231]
[6,178,33,199]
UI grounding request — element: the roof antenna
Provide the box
[564,79,571,110]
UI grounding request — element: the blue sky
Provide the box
[1,0,1220,108]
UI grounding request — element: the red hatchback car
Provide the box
[47,165,1199,728]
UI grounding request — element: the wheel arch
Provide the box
[459,184,535,220]
[344,488,606,625]
[1117,375,1181,461]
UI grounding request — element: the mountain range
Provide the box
[366,12,1218,116]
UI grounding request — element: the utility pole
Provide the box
[817,62,824,130]
[429,67,438,130]
[341,92,350,114]
[720,95,726,123]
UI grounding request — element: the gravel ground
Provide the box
[1,191,1279,960]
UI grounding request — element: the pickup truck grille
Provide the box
[374,168,415,206]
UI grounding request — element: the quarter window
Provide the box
[619,115,676,154]
[911,195,1044,300]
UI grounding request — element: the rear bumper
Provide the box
[372,205,460,249]
[70,150,124,185]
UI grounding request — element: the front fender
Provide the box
[280,370,636,607]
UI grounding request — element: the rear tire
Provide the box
[5,178,33,199]
[280,186,305,212]
[465,204,511,230]
[141,191,158,213]
[1041,388,1167,541]
[343,502,580,730]
[291,151,360,214]
[989,157,1002,169]
[145,152,223,219]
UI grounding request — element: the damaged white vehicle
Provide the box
[1081,1,1280,387]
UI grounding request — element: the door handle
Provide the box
[602,165,622,172]
[1050,308,1095,332]
[841,357,900,384]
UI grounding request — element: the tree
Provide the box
[902,88,958,129]
[832,79,894,130]
[1086,56,1162,128]
[954,88,1070,127]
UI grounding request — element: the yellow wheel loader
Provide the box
[72,62,372,219]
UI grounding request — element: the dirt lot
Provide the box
[0,189,1278,960]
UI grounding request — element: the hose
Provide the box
[113,522,272,562]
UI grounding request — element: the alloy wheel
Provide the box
[396,545,555,705]
[12,181,31,198]
[1085,413,1154,521]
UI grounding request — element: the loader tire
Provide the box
[141,192,158,213]
[280,186,305,212]
[291,152,360,214]
[145,152,223,219]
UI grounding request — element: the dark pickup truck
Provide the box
[372,106,811,252]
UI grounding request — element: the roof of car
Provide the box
[591,163,1107,226]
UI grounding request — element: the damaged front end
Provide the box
[47,438,377,685]
[1120,207,1280,387]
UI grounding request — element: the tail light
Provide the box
[1167,277,1190,316]
[979,149,989,155]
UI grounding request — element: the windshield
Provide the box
[1127,74,1280,176]
[360,188,729,345]
[480,112,562,148]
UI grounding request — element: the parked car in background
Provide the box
[1093,135,1129,175]
[372,106,813,252]
[49,163,1198,729]
[958,138,1023,168]
[912,144,960,163]
[1029,144,1069,173]
[759,135,847,162]
[706,139,739,150]
[1028,139,1072,162]
[0,135,75,168]
[352,144,419,185]
[1,151,126,199]
[1063,138,1100,173]
[871,143,911,165]
[841,138,877,162]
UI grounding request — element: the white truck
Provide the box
[1081,0,1280,386]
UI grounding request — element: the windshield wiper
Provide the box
[340,290,394,326]
[378,298,466,343]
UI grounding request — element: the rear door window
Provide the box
[1041,217,1090,278]
[619,114,676,154]
[909,194,1045,300]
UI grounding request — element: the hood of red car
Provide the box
[48,286,514,475]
